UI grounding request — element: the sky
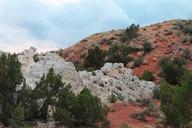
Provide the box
[0,0,191,53]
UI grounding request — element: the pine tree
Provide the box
[32,68,66,120]
[0,53,23,126]
[85,46,105,70]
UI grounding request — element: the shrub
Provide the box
[74,62,85,71]
[160,73,192,127]
[92,71,96,76]
[84,46,105,70]
[55,87,109,127]
[33,54,39,62]
[177,20,192,35]
[73,88,108,126]
[100,118,110,128]
[153,86,160,99]
[54,107,72,125]
[108,93,118,103]
[159,57,186,85]
[120,123,131,128]
[133,57,143,67]
[108,44,133,65]
[141,70,154,81]
[0,53,23,126]
[122,24,140,41]
[32,68,66,120]
[54,85,76,126]
[143,40,152,54]
[10,104,29,128]
[182,48,191,63]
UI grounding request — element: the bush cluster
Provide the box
[177,20,192,35]
[140,70,154,81]
[84,46,106,70]
[121,24,140,41]
[160,71,192,127]
[0,53,109,128]
[108,44,133,65]
[159,57,186,85]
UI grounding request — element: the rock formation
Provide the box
[18,47,156,103]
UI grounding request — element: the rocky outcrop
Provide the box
[18,47,81,89]
[79,63,156,103]
[18,48,156,104]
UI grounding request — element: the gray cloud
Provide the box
[0,0,191,52]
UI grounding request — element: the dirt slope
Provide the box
[60,19,192,83]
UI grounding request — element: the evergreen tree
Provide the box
[143,40,152,54]
[73,87,108,126]
[32,68,66,120]
[160,71,192,127]
[159,57,186,85]
[122,24,140,41]
[108,44,133,65]
[85,46,105,70]
[0,53,23,126]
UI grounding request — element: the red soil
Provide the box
[108,103,156,128]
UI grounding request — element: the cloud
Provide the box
[38,0,81,7]
[0,24,58,53]
[0,0,191,53]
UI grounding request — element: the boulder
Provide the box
[18,47,81,90]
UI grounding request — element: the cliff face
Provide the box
[17,47,156,103]
[60,20,192,82]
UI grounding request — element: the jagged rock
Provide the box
[79,63,156,103]
[127,61,134,68]
[18,48,156,104]
[18,47,81,89]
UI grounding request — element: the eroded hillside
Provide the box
[60,20,192,83]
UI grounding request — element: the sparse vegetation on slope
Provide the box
[160,71,192,127]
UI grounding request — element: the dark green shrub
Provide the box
[84,46,105,70]
[0,53,23,126]
[74,62,85,71]
[122,24,140,41]
[54,107,72,125]
[73,87,108,127]
[143,40,152,54]
[10,104,28,128]
[177,20,192,35]
[54,87,109,127]
[182,48,191,63]
[101,118,110,128]
[159,57,186,85]
[141,70,154,81]
[108,93,118,103]
[92,71,96,76]
[133,57,143,67]
[32,68,66,120]
[153,86,160,99]
[33,54,39,62]
[160,74,192,127]
[120,123,131,128]
[108,44,133,65]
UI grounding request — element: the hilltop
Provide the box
[60,19,192,83]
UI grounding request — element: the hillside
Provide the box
[60,19,192,83]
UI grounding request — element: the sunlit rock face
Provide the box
[18,47,81,90]
[18,47,156,104]
[79,63,156,103]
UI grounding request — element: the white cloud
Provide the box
[38,0,81,7]
[0,24,58,53]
